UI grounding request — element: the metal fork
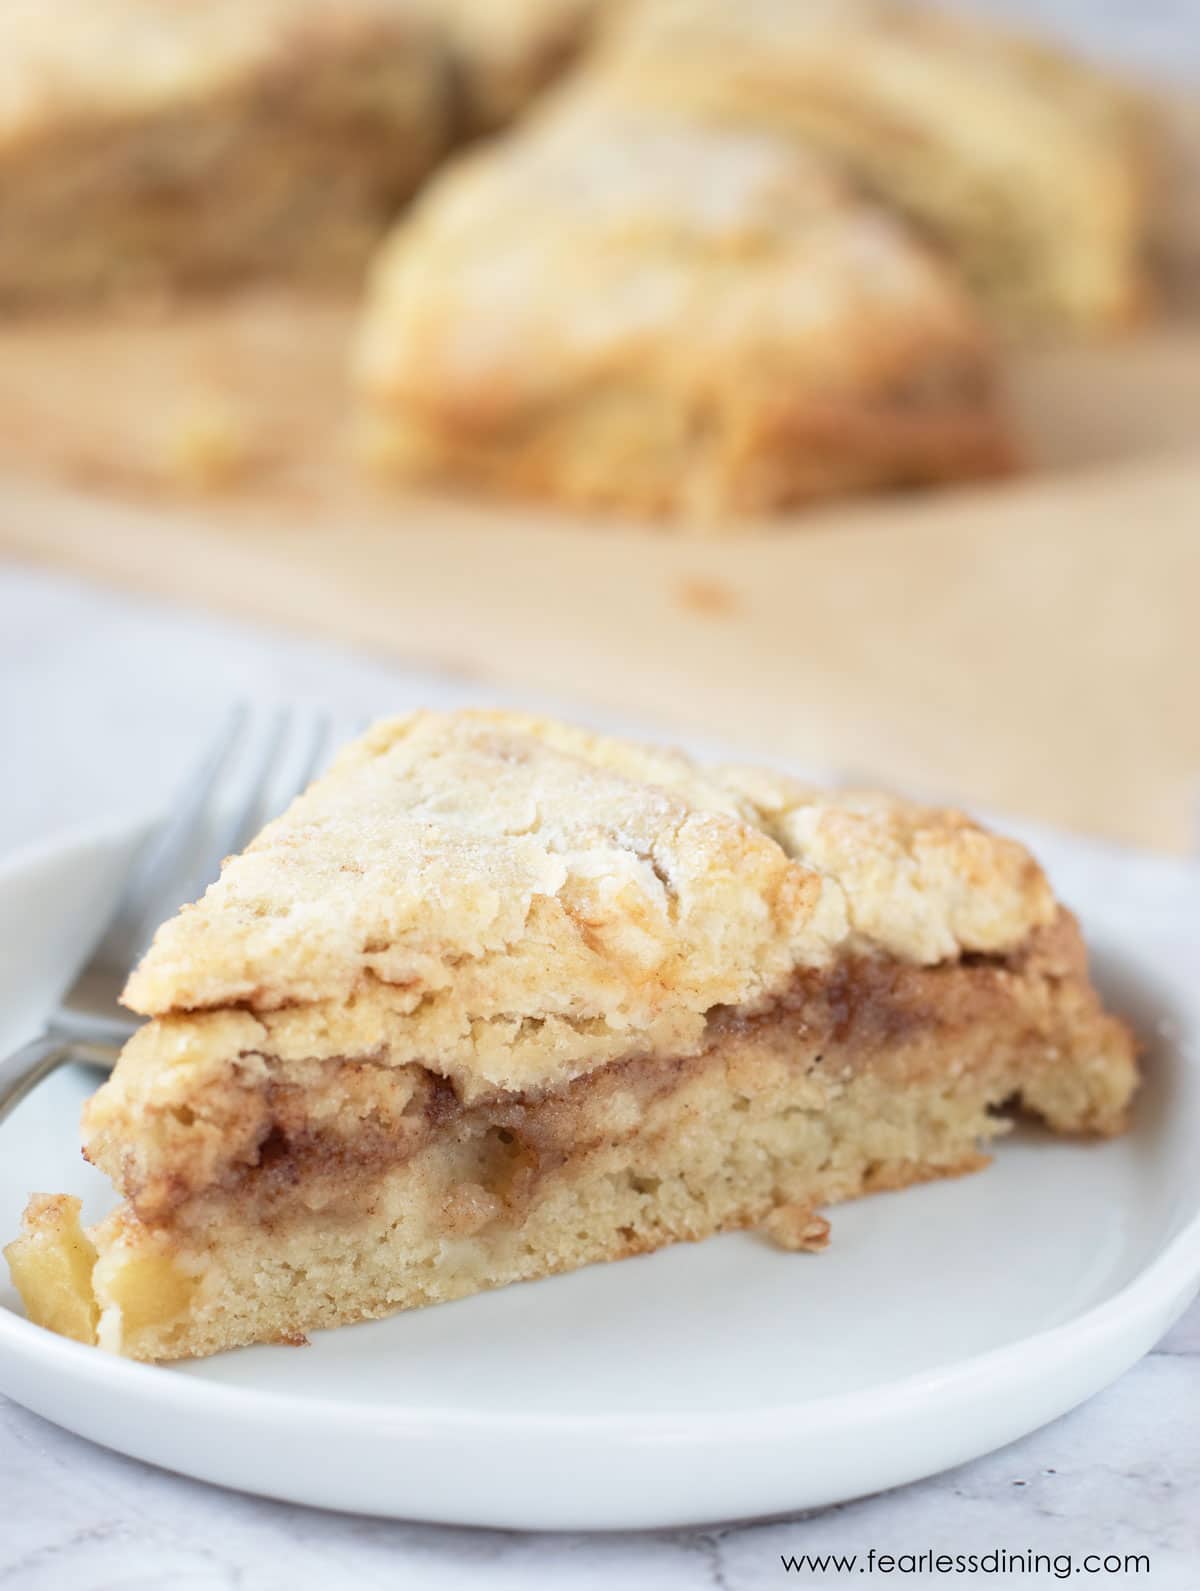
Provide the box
[0,705,332,1124]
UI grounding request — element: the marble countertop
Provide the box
[1,564,1197,1589]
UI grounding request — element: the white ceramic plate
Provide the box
[0,816,1197,1530]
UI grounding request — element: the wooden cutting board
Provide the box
[1,290,1197,855]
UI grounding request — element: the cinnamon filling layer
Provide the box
[111,914,1098,1226]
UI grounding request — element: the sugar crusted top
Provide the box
[122,711,1056,1095]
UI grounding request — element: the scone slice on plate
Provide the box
[594,0,1152,335]
[7,712,1137,1361]
[0,0,450,307]
[354,96,1015,524]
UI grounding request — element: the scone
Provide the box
[594,0,1151,334]
[354,97,1015,523]
[6,711,1137,1361]
[0,0,450,307]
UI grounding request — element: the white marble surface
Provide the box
[2,562,1198,1588]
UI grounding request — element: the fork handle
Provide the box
[0,1033,75,1124]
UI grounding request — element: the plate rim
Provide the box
[1,1192,1199,1441]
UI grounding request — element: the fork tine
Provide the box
[293,710,335,797]
[102,705,340,977]
[230,707,334,856]
[180,705,292,904]
[102,705,248,963]
[223,705,294,859]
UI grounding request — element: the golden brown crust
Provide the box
[354,94,1014,522]
[119,712,1056,1094]
[593,0,1151,334]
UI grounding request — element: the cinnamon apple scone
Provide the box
[593,0,1152,335]
[6,711,1137,1361]
[355,96,1014,523]
[0,0,451,308]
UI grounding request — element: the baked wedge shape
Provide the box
[595,0,1151,335]
[7,712,1137,1360]
[355,95,1015,523]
